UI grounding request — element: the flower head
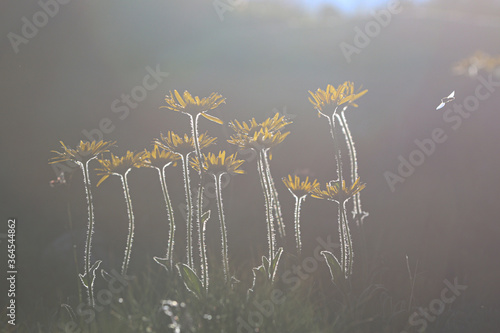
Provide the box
[154,131,216,156]
[228,127,290,151]
[50,140,116,164]
[228,118,260,136]
[161,90,225,124]
[282,175,319,198]
[143,144,180,169]
[253,127,290,149]
[308,82,367,117]
[452,51,500,76]
[95,151,148,186]
[260,112,292,133]
[190,151,245,176]
[229,113,291,137]
[312,178,366,203]
[228,113,291,151]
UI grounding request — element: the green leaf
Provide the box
[176,263,203,298]
[269,248,283,281]
[248,264,268,295]
[78,273,88,288]
[321,251,348,291]
[201,210,211,227]
[60,304,76,322]
[79,260,102,289]
[356,284,387,310]
[101,269,112,282]
[262,256,270,273]
[153,256,170,272]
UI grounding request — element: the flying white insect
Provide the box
[436,91,455,110]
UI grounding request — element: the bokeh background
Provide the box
[1,0,500,327]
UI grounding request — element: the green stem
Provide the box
[337,112,367,225]
[257,151,275,259]
[340,200,353,277]
[121,170,135,276]
[200,209,209,292]
[262,149,285,238]
[190,113,205,273]
[195,179,204,274]
[337,201,347,275]
[158,165,175,268]
[294,196,305,256]
[214,173,229,282]
[326,113,343,184]
[81,159,96,307]
[190,113,203,165]
[181,154,194,269]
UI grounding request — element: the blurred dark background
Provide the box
[1,0,500,326]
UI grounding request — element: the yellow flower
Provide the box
[282,175,319,198]
[50,140,116,164]
[143,144,180,169]
[95,151,148,186]
[154,131,216,156]
[227,113,291,151]
[190,151,245,176]
[228,127,290,151]
[228,118,260,136]
[312,178,366,203]
[161,90,225,124]
[452,51,500,76]
[253,127,290,149]
[228,113,291,137]
[308,82,367,117]
[260,113,292,133]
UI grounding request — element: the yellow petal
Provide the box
[174,90,186,107]
[184,91,195,105]
[96,174,110,187]
[201,112,223,125]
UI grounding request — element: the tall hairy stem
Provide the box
[200,209,209,292]
[190,113,205,273]
[181,154,194,268]
[257,150,275,259]
[189,114,203,167]
[326,113,343,184]
[336,112,368,225]
[293,195,305,256]
[120,170,135,276]
[339,201,353,277]
[158,165,175,268]
[81,159,97,307]
[262,149,285,238]
[195,180,204,274]
[337,201,347,275]
[214,173,229,282]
